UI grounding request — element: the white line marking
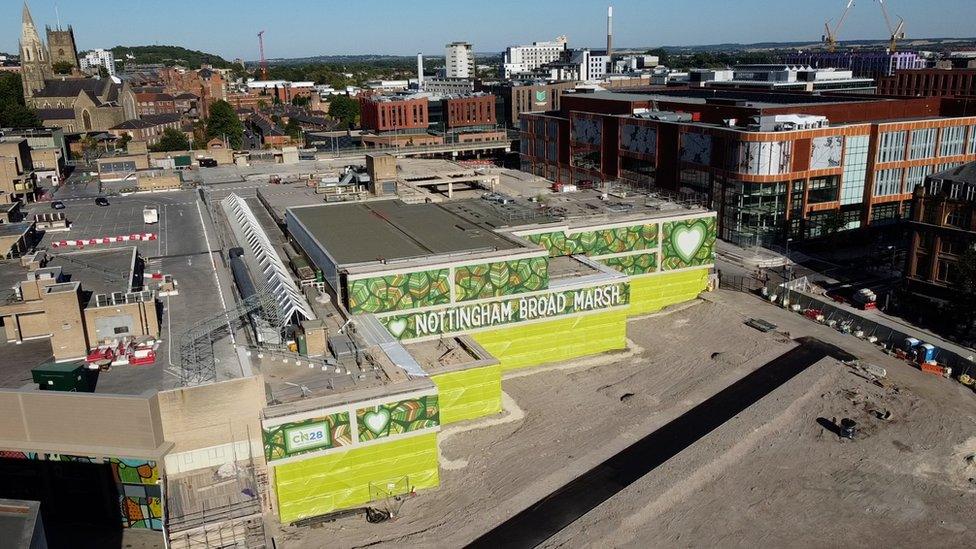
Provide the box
[196,199,237,348]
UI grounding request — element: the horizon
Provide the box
[5,0,976,61]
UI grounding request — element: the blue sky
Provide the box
[5,0,976,60]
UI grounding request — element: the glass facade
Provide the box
[840,135,869,205]
[720,180,789,247]
[874,168,904,197]
[939,125,967,157]
[906,164,934,192]
[969,125,976,155]
[807,175,840,204]
[909,128,937,160]
[877,130,907,163]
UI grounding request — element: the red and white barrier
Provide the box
[51,233,157,248]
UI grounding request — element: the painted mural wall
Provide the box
[454,257,549,302]
[346,269,451,314]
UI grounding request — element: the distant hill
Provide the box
[108,45,236,69]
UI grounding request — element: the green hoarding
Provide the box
[454,256,549,302]
[661,217,717,270]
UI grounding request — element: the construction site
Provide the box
[0,150,973,549]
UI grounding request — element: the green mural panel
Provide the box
[356,395,440,442]
[472,309,628,372]
[347,269,451,314]
[526,223,658,257]
[431,364,503,425]
[661,217,717,270]
[274,432,439,523]
[454,256,549,302]
[263,412,352,462]
[630,269,708,316]
[380,283,629,340]
[599,252,658,276]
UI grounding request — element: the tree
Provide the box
[285,118,302,140]
[206,100,244,149]
[327,95,359,128]
[291,95,311,108]
[52,61,74,75]
[117,132,132,151]
[0,73,41,129]
[952,248,976,337]
[150,128,190,152]
[98,65,110,78]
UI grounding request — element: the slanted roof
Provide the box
[35,78,107,99]
[111,119,153,130]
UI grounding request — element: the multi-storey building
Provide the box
[359,94,430,132]
[878,68,976,97]
[782,50,925,80]
[478,80,578,128]
[691,65,876,94]
[445,42,474,78]
[502,36,568,78]
[79,48,116,77]
[519,89,976,245]
[905,162,976,300]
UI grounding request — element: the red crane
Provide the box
[257,30,268,80]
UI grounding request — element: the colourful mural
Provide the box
[110,458,159,485]
[454,256,549,302]
[524,224,658,258]
[121,495,162,530]
[380,282,630,340]
[661,217,717,270]
[599,252,658,276]
[347,269,451,314]
[356,395,440,442]
[263,412,352,462]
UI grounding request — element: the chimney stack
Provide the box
[417,53,424,89]
[607,5,614,61]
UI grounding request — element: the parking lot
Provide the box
[21,189,245,385]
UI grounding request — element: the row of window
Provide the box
[877,124,976,163]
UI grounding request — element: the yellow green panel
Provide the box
[274,433,439,523]
[431,364,502,425]
[472,309,627,372]
[629,269,708,316]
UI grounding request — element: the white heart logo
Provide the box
[387,318,408,338]
[363,409,391,435]
[673,223,706,264]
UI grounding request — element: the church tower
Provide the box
[47,24,79,72]
[19,2,52,102]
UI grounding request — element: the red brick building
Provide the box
[134,92,176,116]
[443,94,495,129]
[359,95,429,132]
[878,68,976,97]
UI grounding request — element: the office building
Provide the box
[690,65,876,94]
[782,50,925,80]
[445,42,474,78]
[519,89,976,246]
[502,36,568,78]
[878,68,976,97]
[479,80,578,127]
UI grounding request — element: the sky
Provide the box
[4,0,976,60]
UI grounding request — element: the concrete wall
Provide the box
[156,376,266,474]
[0,389,167,459]
[84,301,160,344]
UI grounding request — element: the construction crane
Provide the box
[822,0,855,53]
[876,0,906,52]
[257,30,269,80]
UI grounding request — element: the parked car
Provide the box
[95,197,110,207]
[51,200,65,210]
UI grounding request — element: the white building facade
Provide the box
[80,48,116,77]
[445,42,474,78]
[502,36,568,78]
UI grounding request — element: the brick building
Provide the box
[519,89,976,245]
[134,92,176,116]
[109,114,184,146]
[905,162,976,300]
[359,95,430,132]
[158,66,226,117]
[443,94,496,129]
[479,80,578,127]
[878,68,976,98]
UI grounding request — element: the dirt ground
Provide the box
[272,291,976,548]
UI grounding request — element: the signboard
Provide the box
[263,412,351,462]
[380,282,629,340]
[284,422,332,454]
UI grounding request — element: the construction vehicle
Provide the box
[876,0,906,52]
[823,0,855,52]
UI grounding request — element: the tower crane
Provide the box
[822,0,855,53]
[876,0,906,52]
[257,30,269,80]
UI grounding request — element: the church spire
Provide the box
[22,2,35,27]
[20,1,51,102]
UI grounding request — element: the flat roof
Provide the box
[47,247,136,304]
[288,200,522,266]
[0,222,32,239]
[567,88,884,109]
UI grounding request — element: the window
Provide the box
[909,128,937,160]
[807,175,840,204]
[873,168,904,197]
[937,260,958,283]
[877,130,906,163]
[906,165,934,192]
[939,125,967,157]
[945,210,968,229]
[871,202,901,223]
[968,125,976,155]
[841,135,869,205]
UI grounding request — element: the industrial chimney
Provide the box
[417,53,424,89]
[607,5,613,61]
